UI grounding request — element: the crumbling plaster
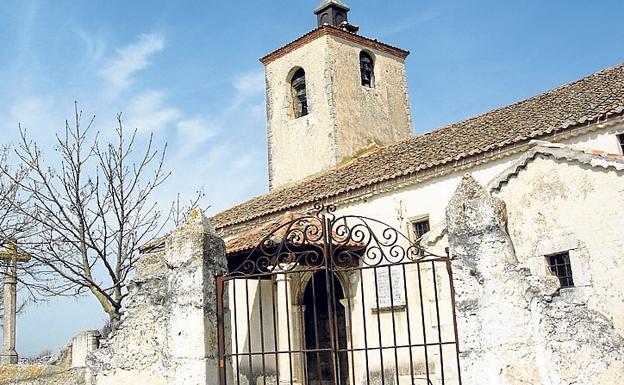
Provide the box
[447,175,624,385]
[86,210,227,385]
[492,154,624,335]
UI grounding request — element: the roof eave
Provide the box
[260,25,409,66]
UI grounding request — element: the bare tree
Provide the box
[169,190,207,227]
[2,104,177,322]
[0,147,38,321]
[0,148,31,248]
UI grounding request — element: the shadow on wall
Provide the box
[234,278,278,385]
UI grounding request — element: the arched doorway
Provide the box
[303,270,349,385]
[217,204,463,385]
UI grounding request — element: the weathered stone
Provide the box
[264,31,412,189]
[0,335,80,384]
[447,174,624,385]
[71,332,99,369]
[86,209,228,385]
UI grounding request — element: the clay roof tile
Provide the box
[212,63,624,231]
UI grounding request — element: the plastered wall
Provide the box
[327,35,412,164]
[494,155,624,335]
[265,36,336,189]
[447,175,624,385]
[264,34,412,189]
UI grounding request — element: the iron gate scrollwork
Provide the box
[217,204,462,385]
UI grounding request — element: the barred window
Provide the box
[547,252,574,288]
[411,219,430,241]
[410,218,430,256]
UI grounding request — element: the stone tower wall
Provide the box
[264,33,412,189]
[328,35,412,164]
[265,36,336,189]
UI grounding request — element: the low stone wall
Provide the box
[447,175,624,385]
[0,336,85,385]
[0,365,85,385]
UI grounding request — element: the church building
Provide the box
[95,2,624,385]
[7,2,621,385]
[213,0,623,240]
[206,2,624,385]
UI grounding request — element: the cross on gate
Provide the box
[0,239,30,364]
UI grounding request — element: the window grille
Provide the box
[410,218,430,242]
[410,218,430,255]
[547,252,575,288]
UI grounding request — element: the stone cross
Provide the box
[0,240,30,365]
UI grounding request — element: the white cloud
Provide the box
[233,70,265,99]
[125,90,180,132]
[3,33,271,356]
[9,96,55,124]
[177,117,218,143]
[6,96,60,139]
[76,30,107,69]
[99,33,164,95]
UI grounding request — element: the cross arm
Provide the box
[0,252,31,262]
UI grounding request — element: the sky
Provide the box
[0,0,623,356]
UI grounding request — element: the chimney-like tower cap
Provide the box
[314,0,350,27]
[315,0,350,13]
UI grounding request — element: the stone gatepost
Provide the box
[166,210,227,384]
[446,175,624,385]
[87,209,228,385]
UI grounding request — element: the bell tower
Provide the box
[262,2,413,190]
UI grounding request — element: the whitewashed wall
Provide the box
[495,154,624,335]
[226,121,624,385]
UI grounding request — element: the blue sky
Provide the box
[1,0,623,355]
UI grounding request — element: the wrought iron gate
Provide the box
[217,204,462,385]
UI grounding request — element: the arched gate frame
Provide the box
[217,204,462,385]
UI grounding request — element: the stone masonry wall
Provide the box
[264,33,412,189]
[446,175,624,385]
[87,210,227,385]
[328,35,412,164]
[265,35,336,189]
[0,367,85,385]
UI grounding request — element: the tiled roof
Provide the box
[260,25,409,65]
[225,212,302,255]
[225,211,362,255]
[212,63,624,231]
